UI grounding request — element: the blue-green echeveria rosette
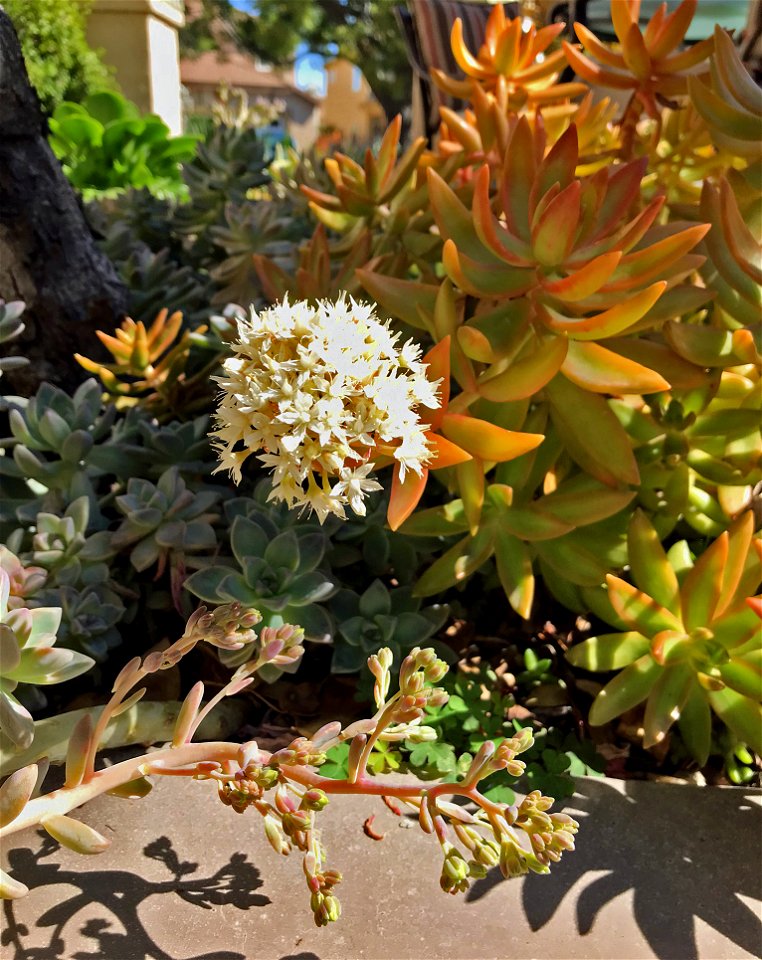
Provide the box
[0,568,94,750]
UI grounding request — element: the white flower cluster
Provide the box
[212,297,440,522]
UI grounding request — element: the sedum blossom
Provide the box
[212,296,440,522]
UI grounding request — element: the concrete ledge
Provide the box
[2,775,760,959]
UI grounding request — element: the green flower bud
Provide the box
[474,837,500,867]
[323,894,341,922]
[424,660,448,683]
[301,789,329,811]
[499,840,526,879]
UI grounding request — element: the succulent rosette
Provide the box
[567,511,762,762]
[432,5,586,108]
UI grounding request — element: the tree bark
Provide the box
[0,7,127,395]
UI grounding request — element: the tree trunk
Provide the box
[0,7,127,396]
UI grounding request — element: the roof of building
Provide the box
[181,50,319,105]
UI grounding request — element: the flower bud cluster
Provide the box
[218,777,264,815]
[212,296,440,522]
[486,792,581,878]
[256,624,305,667]
[184,602,262,651]
[269,736,327,768]
[439,842,472,895]
[391,647,450,724]
[303,850,342,927]
[367,647,394,707]
[209,742,280,814]
[224,623,305,680]
[493,728,535,777]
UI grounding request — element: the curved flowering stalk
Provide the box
[566,511,762,763]
[432,6,586,108]
[564,0,713,130]
[0,620,578,922]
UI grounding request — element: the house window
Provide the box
[351,66,362,92]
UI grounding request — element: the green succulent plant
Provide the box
[28,497,114,588]
[0,301,29,378]
[2,380,125,517]
[329,579,448,674]
[328,490,425,586]
[184,512,336,649]
[613,346,761,539]
[113,467,220,576]
[107,240,214,327]
[0,567,94,749]
[35,583,125,662]
[48,91,198,200]
[183,123,270,210]
[403,447,635,619]
[128,414,215,478]
[566,510,762,763]
[209,201,293,306]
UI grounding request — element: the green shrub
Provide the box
[4,0,113,115]
[49,91,199,200]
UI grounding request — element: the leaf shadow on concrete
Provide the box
[467,777,762,960]
[2,832,270,960]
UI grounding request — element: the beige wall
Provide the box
[284,93,321,152]
[87,0,185,133]
[321,59,385,142]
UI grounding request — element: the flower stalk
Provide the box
[0,607,577,922]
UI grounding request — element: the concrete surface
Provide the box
[1,773,760,960]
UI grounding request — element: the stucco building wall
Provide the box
[87,0,185,133]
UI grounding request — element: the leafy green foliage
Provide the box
[49,92,199,200]
[370,663,605,801]
[4,0,113,115]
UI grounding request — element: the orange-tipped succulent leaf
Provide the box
[565,0,712,108]
[436,8,585,108]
